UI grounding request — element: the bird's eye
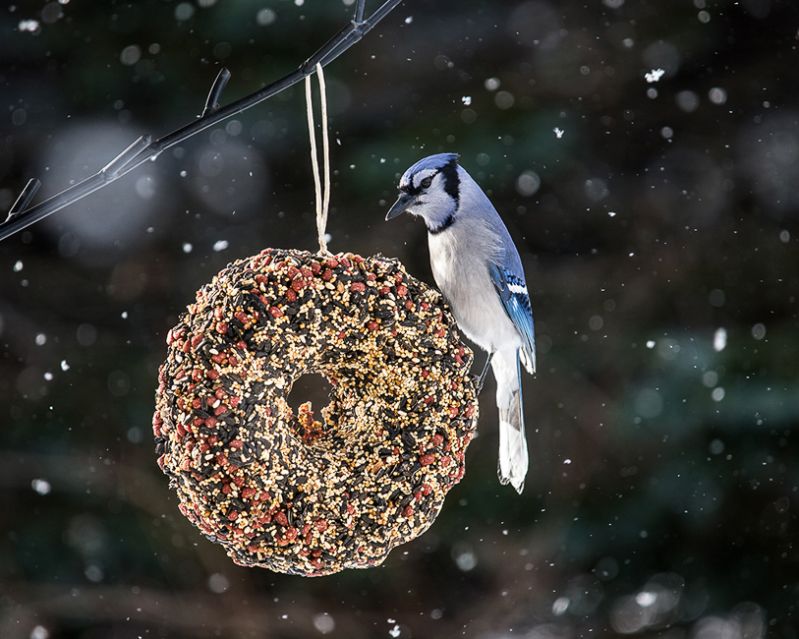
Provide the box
[420,176,433,189]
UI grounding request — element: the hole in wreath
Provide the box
[287,373,334,438]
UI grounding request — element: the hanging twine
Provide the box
[305,63,332,255]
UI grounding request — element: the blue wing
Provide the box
[488,263,536,374]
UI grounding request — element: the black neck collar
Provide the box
[427,213,455,235]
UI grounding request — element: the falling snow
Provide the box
[18,19,41,33]
[313,613,335,634]
[552,597,570,615]
[644,68,665,83]
[713,327,727,352]
[635,591,657,607]
[256,8,277,26]
[30,626,49,639]
[31,478,51,495]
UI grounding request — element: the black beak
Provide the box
[385,193,414,221]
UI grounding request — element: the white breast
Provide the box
[428,217,522,353]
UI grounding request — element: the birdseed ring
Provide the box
[153,248,478,576]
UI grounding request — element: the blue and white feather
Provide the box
[489,264,536,375]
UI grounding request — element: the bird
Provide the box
[385,152,536,494]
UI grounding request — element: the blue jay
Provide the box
[385,153,536,494]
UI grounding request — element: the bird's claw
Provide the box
[473,352,493,394]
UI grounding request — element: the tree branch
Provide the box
[5,178,40,221]
[355,0,367,24]
[202,67,232,117]
[0,0,404,243]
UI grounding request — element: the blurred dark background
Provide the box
[1,0,798,637]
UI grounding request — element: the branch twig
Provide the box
[0,0,403,243]
[355,0,367,23]
[202,67,232,117]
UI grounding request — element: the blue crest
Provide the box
[401,152,460,183]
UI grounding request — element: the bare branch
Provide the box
[0,0,404,243]
[6,178,41,221]
[101,134,153,178]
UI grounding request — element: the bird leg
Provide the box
[475,352,494,393]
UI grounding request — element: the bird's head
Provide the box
[385,152,461,233]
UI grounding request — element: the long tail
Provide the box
[492,348,528,494]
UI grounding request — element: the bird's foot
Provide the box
[473,352,494,393]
